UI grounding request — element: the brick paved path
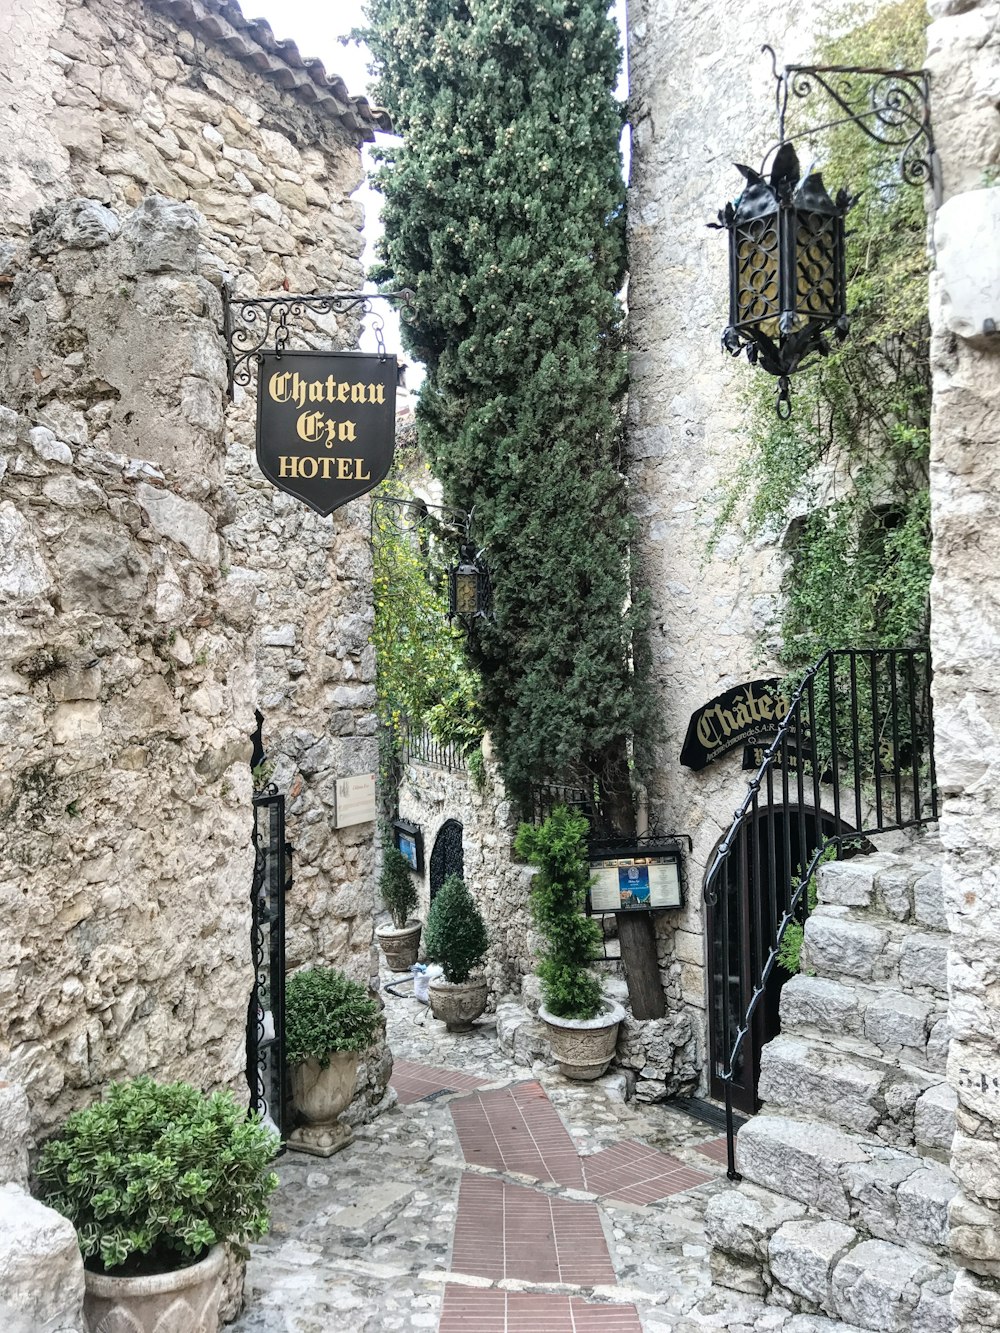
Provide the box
[231,991,770,1333]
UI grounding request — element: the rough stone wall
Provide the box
[0,0,380,1134]
[396,747,535,1002]
[923,1,1000,1327]
[626,0,904,1089]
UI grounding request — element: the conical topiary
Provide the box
[422,874,488,983]
[379,843,418,929]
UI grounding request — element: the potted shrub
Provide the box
[423,873,489,1030]
[515,806,625,1079]
[375,843,422,972]
[285,966,382,1157]
[34,1076,278,1333]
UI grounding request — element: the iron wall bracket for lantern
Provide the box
[221,284,413,399]
[714,48,936,416]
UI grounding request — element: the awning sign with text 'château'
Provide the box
[256,350,396,517]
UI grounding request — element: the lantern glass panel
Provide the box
[795,212,838,320]
[454,567,479,617]
[735,217,780,339]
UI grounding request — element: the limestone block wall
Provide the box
[0,0,382,1130]
[923,0,1000,1326]
[396,749,535,1003]
[626,0,902,1088]
[0,197,254,1138]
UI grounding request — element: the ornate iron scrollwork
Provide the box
[221,286,413,397]
[247,783,291,1143]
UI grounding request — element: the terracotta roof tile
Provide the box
[149,0,392,139]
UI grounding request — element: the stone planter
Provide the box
[538,1000,626,1080]
[288,1050,359,1157]
[376,921,422,972]
[428,976,488,1031]
[84,1243,225,1333]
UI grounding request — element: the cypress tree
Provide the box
[364,0,646,830]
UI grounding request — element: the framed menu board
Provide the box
[587,839,685,914]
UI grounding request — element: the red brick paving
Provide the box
[437,1286,643,1332]
[695,1135,731,1165]
[582,1140,712,1204]
[450,1082,585,1188]
[451,1174,616,1286]
[388,1058,491,1106]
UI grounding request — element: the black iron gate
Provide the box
[247,784,291,1140]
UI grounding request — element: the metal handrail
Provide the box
[703,646,938,1179]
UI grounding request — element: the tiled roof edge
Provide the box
[149,0,393,140]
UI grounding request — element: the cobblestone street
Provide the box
[232,986,773,1333]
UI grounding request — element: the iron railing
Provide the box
[703,647,938,1179]
[247,785,292,1143]
[402,721,467,773]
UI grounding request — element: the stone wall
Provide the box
[396,744,535,1003]
[923,0,1000,1327]
[0,0,383,1135]
[626,0,905,1091]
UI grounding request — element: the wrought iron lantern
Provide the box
[448,542,490,625]
[717,140,852,416]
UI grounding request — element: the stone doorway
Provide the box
[706,804,840,1115]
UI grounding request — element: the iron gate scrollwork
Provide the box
[429,819,464,900]
[247,784,291,1141]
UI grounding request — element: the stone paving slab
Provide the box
[451,1174,616,1286]
[583,1141,713,1204]
[437,1286,644,1332]
[450,1082,585,1188]
[390,1058,492,1105]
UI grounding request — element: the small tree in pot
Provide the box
[35,1076,278,1333]
[515,806,624,1079]
[285,967,382,1157]
[375,843,422,972]
[423,873,489,1031]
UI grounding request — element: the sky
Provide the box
[247,0,630,377]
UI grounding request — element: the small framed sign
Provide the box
[587,838,686,914]
[333,773,377,829]
[392,819,424,874]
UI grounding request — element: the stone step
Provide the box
[802,906,949,1003]
[758,1033,936,1144]
[733,1114,957,1258]
[779,974,949,1076]
[817,853,946,933]
[706,1184,956,1332]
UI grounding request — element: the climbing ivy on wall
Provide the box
[363,0,650,825]
[713,0,932,666]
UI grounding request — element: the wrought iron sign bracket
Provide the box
[221,284,413,399]
[763,45,937,198]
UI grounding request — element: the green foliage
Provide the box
[515,806,603,1019]
[711,0,931,664]
[364,0,649,814]
[423,873,489,983]
[35,1077,278,1275]
[380,842,418,928]
[371,471,483,756]
[775,844,838,974]
[284,968,382,1066]
[466,745,487,792]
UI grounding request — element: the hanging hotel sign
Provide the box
[680,678,792,771]
[256,350,396,516]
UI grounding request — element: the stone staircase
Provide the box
[705,837,959,1333]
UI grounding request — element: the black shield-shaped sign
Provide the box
[255,350,397,516]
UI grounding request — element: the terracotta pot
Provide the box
[84,1242,225,1333]
[376,921,422,972]
[288,1050,358,1157]
[428,977,488,1031]
[538,1000,625,1080]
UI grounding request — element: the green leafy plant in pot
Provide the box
[35,1076,278,1332]
[423,873,489,1030]
[285,966,382,1157]
[375,843,422,972]
[515,806,624,1079]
